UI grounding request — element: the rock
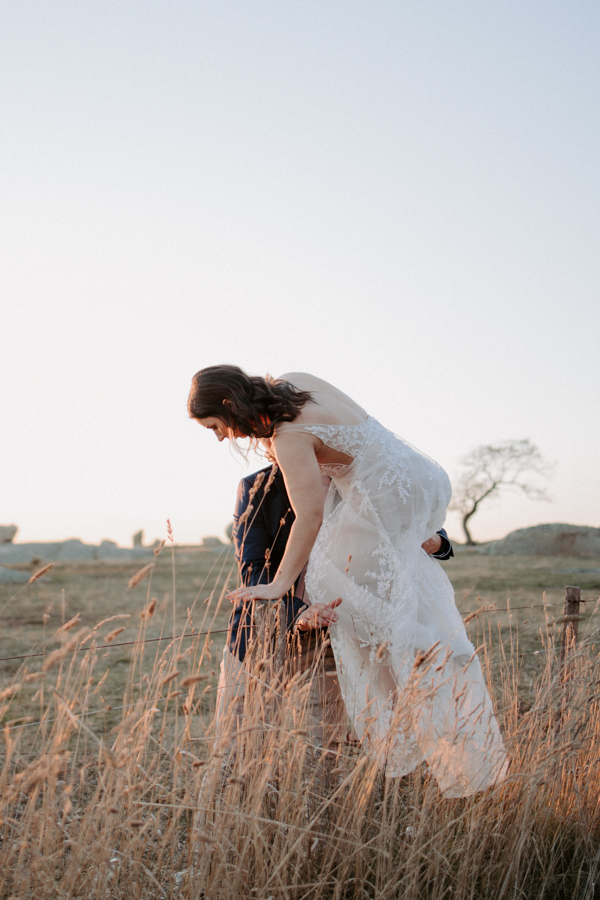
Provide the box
[0,540,99,564]
[97,540,152,560]
[0,543,63,564]
[201,536,225,551]
[97,540,119,559]
[0,566,30,583]
[484,524,600,557]
[0,525,18,543]
[0,539,153,564]
[132,530,144,547]
[56,539,96,561]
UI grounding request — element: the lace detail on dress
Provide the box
[301,419,371,460]
[286,418,436,506]
[275,419,369,477]
[318,462,353,477]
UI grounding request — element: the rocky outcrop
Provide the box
[200,536,226,551]
[0,525,18,543]
[0,539,153,565]
[96,540,153,559]
[484,524,600,557]
[0,566,30,583]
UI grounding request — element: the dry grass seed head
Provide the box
[238,503,254,525]
[55,614,81,637]
[42,647,69,672]
[264,464,278,490]
[195,832,217,844]
[128,563,154,589]
[181,674,209,686]
[413,640,442,669]
[142,597,157,619]
[376,641,389,661]
[248,470,265,501]
[0,684,21,702]
[111,711,145,733]
[464,606,486,625]
[91,614,131,635]
[104,627,126,643]
[27,563,54,584]
[42,627,90,671]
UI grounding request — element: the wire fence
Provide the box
[0,601,568,666]
[0,628,229,664]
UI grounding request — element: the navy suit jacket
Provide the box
[228,464,453,661]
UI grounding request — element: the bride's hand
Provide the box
[296,598,342,631]
[226,582,287,604]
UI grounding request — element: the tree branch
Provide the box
[451,439,551,544]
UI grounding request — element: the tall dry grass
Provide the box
[0,559,599,900]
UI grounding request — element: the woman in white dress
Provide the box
[188,365,508,798]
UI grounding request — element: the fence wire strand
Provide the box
[0,601,576,666]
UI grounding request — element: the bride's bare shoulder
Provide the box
[278,372,333,390]
[277,372,368,420]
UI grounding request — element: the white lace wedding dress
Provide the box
[276,416,508,798]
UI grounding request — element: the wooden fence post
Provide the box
[560,585,582,665]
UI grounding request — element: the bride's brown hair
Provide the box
[187,365,314,439]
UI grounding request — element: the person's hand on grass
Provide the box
[226,581,288,604]
[296,597,343,631]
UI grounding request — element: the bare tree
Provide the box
[450,439,551,545]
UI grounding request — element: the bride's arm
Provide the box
[269,432,324,593]
[226,432,324,602]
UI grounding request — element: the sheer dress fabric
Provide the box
[275,417,508,798]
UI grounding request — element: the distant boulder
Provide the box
[56,539,96,561]
[484,524,600,557]
[0,525,18,543]
[97,540,119,558]
[0,538,152,564]
[201,536,226,551]
[0,565,30,583]
[0,542,63,564]
[97,540,152,559]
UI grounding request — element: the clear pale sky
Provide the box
[1,1,598,547]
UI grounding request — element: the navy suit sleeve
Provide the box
[232,476,276,586]
[431,528,454,560]
[229,468,293,661]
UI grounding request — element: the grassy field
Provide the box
[2,546,599,717]
[0,545,237,730]
[0,546,599,899]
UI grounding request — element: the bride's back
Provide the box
[278,372,368,426]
